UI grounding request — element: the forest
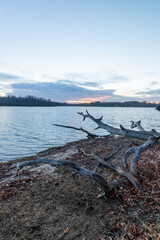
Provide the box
[0,95,64,106]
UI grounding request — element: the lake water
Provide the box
[0,106,159,162]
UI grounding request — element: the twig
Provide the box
[40,184,54,204]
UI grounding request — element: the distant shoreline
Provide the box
[0,95,159,108]
[0,105,158,108]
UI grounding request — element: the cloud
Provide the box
[0,72,22,81]
[66,72,130,83]
[133,88,160,102]
[44,71,130,89]
[9,81,117,102]
[58,80,101,89]
[136,89,160,96]
[106,74,130,82]
[0,70,137,102]
[76,81,101,88]
[147,81,159,87]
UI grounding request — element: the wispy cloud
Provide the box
[65,72,130,85]
[0,72,22,81]
[136,89,160,96]
[105,74,130,83]
[42,71,130,90]
[147,81,159,87]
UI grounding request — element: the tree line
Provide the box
[0,95,159,107]
[0,95,65,106]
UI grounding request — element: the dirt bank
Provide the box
[0,136,160,240]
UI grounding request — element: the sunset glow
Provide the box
[145,101,160,104]
[67,96,110,104]
[0,92,6,97]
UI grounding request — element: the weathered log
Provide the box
[17,158,115,193]
[123,135,160,175]
[81,150,141,190]
[78,110,159,141]
[53,124,107,138]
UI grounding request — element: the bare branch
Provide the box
[77,112,89,121]
[123,135,160,175]
[104,145,123,161]
[88,153,140,190]
[53,124,102,138]
[81,149,141,190]
[17,158,113,193]
[93,145,123,172]
[130,120,145,131]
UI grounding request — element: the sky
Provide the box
[0,0,160,103]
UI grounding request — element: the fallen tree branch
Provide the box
[78,110,159,141]
[87,145,122,172]
[123,135,160,175]
[16,158,114,192]
[104,145,123,161]
[82,150,141,190]
[53,124,107,138]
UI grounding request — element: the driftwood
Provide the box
[78,110,159,141]
[130,120,158,134]
[17,158,123,193]
[123,134,160,175]
[130,120,145,131]
[55,110,160,190]
[81,149,141,190]
[92,145,123,172]
[53,124,107,138]
[17,154,141,193]
[77,110,160,175]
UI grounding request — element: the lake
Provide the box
[0,106,159,162]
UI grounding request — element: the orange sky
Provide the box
[66,95,110,104]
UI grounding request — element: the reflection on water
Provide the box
[0,106,159,162]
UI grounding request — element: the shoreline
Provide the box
[3,138,88,165]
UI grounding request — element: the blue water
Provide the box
[0,106,159,162]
